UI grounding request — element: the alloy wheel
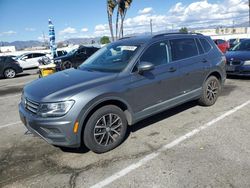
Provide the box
[94,113,122,146]
[4,69,16,78]
[206,80,219,102]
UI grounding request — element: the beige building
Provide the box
[0,46,16,53]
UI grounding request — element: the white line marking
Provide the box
[90,100,250,188]
[0,94,21,100]
[0,121,22,130]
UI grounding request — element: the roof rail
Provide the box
[153,32,203,38]
[118,36,132,40]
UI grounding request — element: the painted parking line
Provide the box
[90,100,250,188]
[0,121,22,130]
[0,94,21,100]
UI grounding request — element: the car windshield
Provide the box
[231,40,250,51]
[68,48,77,55]
[79,43,139,73]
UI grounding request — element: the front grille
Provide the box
[25,98,39,114]
[227,61,242,66]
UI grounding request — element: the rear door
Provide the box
[0,56,6,75]
[169,37,209,93]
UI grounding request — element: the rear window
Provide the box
[200,38,212,53]
[170,38,199,61]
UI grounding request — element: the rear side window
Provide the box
[140,42,170,66]
[33,53,45,58]
[200,38,212,53]
[195,38,204,54]
[170,38,198,61]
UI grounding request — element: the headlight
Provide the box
[38,100,74,117]
[244,60,250,65]
[54,59,62,64]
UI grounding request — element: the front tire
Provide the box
[199,76,221,106]
[4,68,16,79]
[83,105,127,153]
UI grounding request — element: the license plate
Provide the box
[226,66,235,71]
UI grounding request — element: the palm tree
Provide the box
[107,0,117,42]
[118,0,133,38]
[107,0,132,41]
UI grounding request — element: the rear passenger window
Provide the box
[140,42,169,66]
[170,38,198,61]
[196,38,204,54]
[200,38,212,53]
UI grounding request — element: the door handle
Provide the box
[168,67,176,72]
[202,59,208,63]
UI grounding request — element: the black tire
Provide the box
[61,61,72,70]
[198,76,221,106]
[4,68,16,79]
[83,105,127,153]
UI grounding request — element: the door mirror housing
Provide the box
[137,61,154,74]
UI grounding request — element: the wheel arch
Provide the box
[78,97,133,144]
[205,71,222,83]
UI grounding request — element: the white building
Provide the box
[0,46,16,53]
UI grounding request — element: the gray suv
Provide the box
[19,33,226,153]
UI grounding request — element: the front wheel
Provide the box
[4,68,16,79]
[83,105,127,153]
[198,76,221,106]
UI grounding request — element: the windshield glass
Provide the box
[231,40,250,51]
[79,43,139,72]
[68,48,77,55]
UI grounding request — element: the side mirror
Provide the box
[138,61,154,74]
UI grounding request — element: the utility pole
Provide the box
[249,0,250,27]
[150,19,153,35]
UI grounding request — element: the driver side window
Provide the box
[140,41,170,67]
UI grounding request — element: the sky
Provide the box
[0,0,248,42]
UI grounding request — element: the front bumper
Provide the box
[19,103,80,148]
[226,65,250,76]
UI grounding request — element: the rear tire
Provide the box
[198,76,221,106]
[83,105,127,153]
[4,68,16,79]
[61,61,72,70]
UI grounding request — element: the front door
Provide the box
[125,41,181,113]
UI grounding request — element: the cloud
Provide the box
[0,30,17,36]
[81,28,88,32]
[25,28,36,32]
[93,0,249,37]
[138,7,153,14]
[59,27,77,35]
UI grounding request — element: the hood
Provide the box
[225,51,250,61]
[24,68,117,102]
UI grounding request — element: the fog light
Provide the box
[73,121,79,134]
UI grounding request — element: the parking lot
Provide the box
[0,71,250,188]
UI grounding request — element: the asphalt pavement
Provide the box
[0,71,250,188]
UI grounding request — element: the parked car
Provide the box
[213,39,230,53]
[228,38,247,49]
[19,33,226,153]
[15,52,46,69]
[0,56,23,78]
[46,50,68,59]
[53,46,99,70]
[225,39,250,76]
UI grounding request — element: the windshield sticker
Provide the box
[121,46,137,51]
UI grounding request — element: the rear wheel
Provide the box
[83,105,127,153]
[61,61,72,70]
[4,68,16,79]
[199,76,221,106]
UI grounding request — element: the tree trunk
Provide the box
[107,11,114,42]
[115,9,119,41]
